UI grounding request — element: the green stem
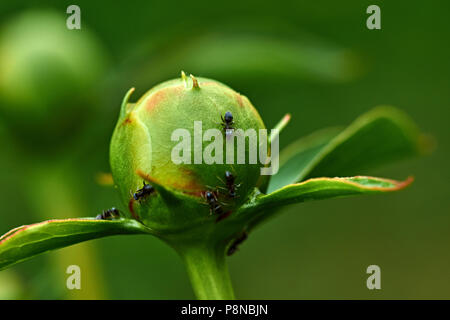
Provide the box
[179,244,235,300]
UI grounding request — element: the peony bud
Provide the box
[110,73,267,235]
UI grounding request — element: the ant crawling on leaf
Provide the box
[133,181,155,201]
[227,231,248,256]
[221,111,234,135]
[96,207,120,220]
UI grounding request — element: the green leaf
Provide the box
[0,218,152,270]
[130,32,363,87]
[258,113,292,193]
[240,176,414,230]
[267,106,427,193]
[267,127,341,193]
[182,35,362,82]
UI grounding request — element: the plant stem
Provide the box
[179,243,235,300]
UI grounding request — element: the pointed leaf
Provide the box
[267,106,428,193]
[240,176,413,230]
[0,218,152,270]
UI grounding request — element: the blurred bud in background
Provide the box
[0,9,108,149]
[0,9,110,299]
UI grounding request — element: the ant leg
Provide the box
[205,186,221,194]
[229,164,238,174]
[216,175,226,185]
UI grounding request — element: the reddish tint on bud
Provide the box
[110,74,266,232]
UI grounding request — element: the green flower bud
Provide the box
[110,73,266,238]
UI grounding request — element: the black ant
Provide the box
[96,207,120,220]
[133,181,155,201]
[224,171,240,198]
[221,111,234,134]
[202,190,223,215]
[227,232,248,256]
[216,170,240,198]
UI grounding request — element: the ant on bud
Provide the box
[96,207,120,220]
[202,190,224,215]
[133,181,155,201]
[221,111,234,135]
[224,170,240,198]
[216,170,241,198]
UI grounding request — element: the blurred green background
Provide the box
[0,0,449,299]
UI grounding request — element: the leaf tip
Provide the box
[396,175,415,190]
